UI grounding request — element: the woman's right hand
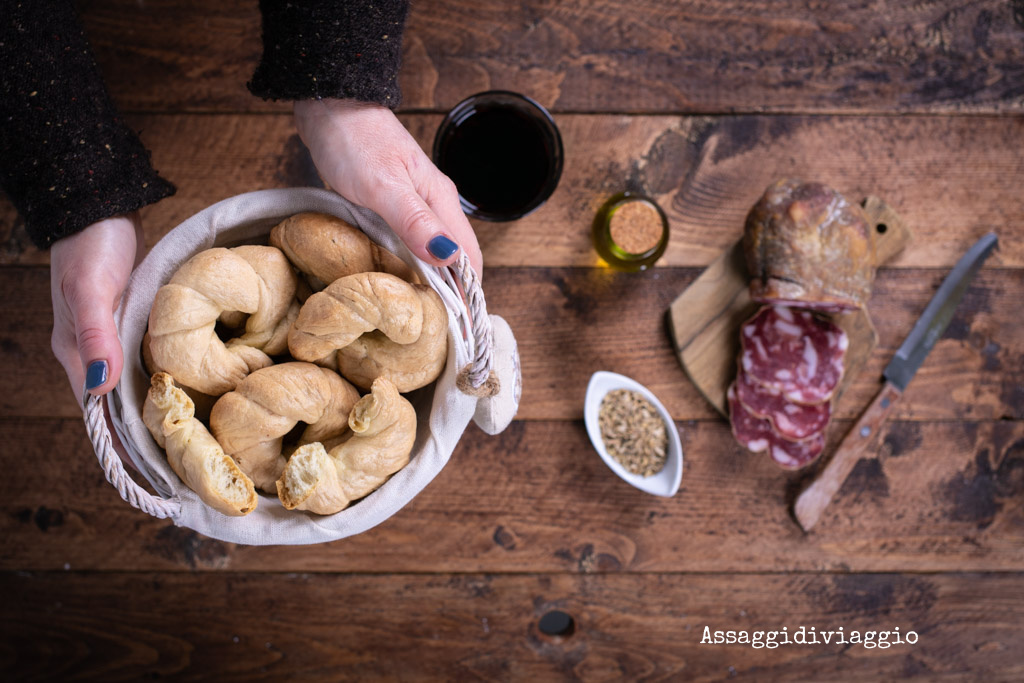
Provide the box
[293,98,483,276]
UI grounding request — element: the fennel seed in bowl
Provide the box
[597,389,668,476]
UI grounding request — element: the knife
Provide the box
[793,232,999,532]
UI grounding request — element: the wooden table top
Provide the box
[2,1,1022,680]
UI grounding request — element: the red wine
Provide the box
[434,92,562,221]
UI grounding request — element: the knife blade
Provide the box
[793,232,999,532]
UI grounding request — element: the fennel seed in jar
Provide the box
[598,389,668,476]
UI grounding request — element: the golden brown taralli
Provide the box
[209,362,360,492]
[288,271,449,391]
[142,373,257,516]
[277,377,417,515]
[270,211,419,289]
[288,271,424,362]
[146,245,299,396]
[336,285,449,392]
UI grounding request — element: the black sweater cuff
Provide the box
[0,0,175,250]
[248,0,410,108]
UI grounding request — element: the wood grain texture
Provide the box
[1,2,1020,679]
[78,0,266,113]
[3,266,1020,422]
[2,571,1023,681]
[73,0,1024,115]
[4,113,1020,267]
[3,416,1022,573]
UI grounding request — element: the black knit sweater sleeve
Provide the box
[248,0,410,108]
[0,1,175,250]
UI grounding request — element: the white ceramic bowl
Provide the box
[584,371,683,497]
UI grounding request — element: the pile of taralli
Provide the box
[141,212,449,517]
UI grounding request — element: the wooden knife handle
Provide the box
[793,381,903,532]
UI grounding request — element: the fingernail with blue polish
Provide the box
[85,360,108,391]
[428,235,459,260]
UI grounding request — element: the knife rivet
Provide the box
[860,426,871,437]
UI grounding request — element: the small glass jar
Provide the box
[592,192,669,271]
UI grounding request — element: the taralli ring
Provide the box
[288,271,449,391]
[277,377,417,515]
[143,373,258,516]
[146,245,299,396]
[209,362,360,492]
[334,285,448,392]
[270,211,419,288]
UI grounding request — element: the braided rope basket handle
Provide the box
[451,251,498,395]
[83,390,181,519]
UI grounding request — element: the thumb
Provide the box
[72,289,124,398]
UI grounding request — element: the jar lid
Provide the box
[592,192,669,270]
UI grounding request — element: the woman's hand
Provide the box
[293,98,483,275]
[50,214,140,406]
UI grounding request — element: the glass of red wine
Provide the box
[432,91,563,222]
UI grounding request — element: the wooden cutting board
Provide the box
[668,196,911,416]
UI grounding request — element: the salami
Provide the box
[728,383,773,454]
[727,384,825,469]
[739,305,847,404]
[766,428,825,470]
[735,367,831,441]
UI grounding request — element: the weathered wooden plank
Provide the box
[3,266,1020,422]
[2,571,1022,681]
[73,0,1024,114]
[0,268,80,418]
[4,113,1021,267]
[2,416,1021,573]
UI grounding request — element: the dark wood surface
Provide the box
[2,1,1022,680]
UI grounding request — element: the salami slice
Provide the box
[728,383,826,469]
[739,305,847,404]
[765,424,825,469]
[735,368,831,441]
[728,383,773,454]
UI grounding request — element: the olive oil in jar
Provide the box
[592,192,669,271]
